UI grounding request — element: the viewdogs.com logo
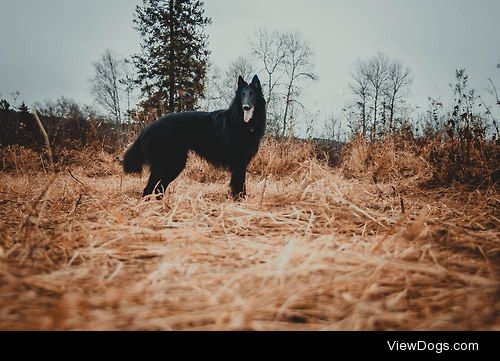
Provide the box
[387,340,479,353]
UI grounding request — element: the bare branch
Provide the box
[89,49,126,122]
[280,31,317,137]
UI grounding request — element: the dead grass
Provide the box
[341,135,433,186]
[0,139,498,330]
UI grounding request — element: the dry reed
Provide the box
[0,138,498,330]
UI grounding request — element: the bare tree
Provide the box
[222,56,254,104]
[349,60,371,137]
[365,52,390,140]
[202,57,254,110]
[226,57,254,87]
[34,96,98,119]
[281,32,317,137]
[90,49,124,122]
[384,61,412,132]
[348,52,412,139]
[119,58,137,121]
[250,29,287,106]
[201,62,224,110]
[10,90,21,108]
[249,29,288,136]
[322,109,342,141]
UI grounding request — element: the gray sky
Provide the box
[1,0,499,129]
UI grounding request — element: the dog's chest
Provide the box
[229,129,260,154]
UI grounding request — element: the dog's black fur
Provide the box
[123,75,266,199]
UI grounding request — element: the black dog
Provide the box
[123,75,266,199]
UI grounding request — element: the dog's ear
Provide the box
[250,75,262,91]
[238,75,247,89]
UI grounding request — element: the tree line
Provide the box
[346,52,412,140]
[1,0,498,143]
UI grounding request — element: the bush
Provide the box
[339,135,499,189]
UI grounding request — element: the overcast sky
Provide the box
[1,0,499,129]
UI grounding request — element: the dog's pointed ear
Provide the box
[250,75,262,91]
[238,75,247,89]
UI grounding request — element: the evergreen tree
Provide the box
[18,101,29,113]
[133,0,211,115]
[0,99,11,111]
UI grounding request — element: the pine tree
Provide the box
[0,99,11,111]
[133,0,211,115]
[18,101,29,113]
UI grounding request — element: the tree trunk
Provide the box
[361,98,366,138]
[372,94,378,141]
[282,81,293,137]
[112,66,120,123]
[282,61,296,137]
[389,95,395,133]
[168,0,175,113]
[267,73,272,106]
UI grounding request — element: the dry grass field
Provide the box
[0,138,498,330]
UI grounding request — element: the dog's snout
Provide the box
[243,105,251,111]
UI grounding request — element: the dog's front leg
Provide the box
[230,166,247,200]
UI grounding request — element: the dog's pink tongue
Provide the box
[244,107,254,123]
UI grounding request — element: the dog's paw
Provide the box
[232,192,247,202]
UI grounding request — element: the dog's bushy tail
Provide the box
[123,135,145,174]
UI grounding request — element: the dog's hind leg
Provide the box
[230,163,248,200]
[158,151,188,193]
[143,166,163,198]
[143,149,188,199]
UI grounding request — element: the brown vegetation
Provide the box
[0,136,498,330]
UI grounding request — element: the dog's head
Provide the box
[237,75,262,123]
